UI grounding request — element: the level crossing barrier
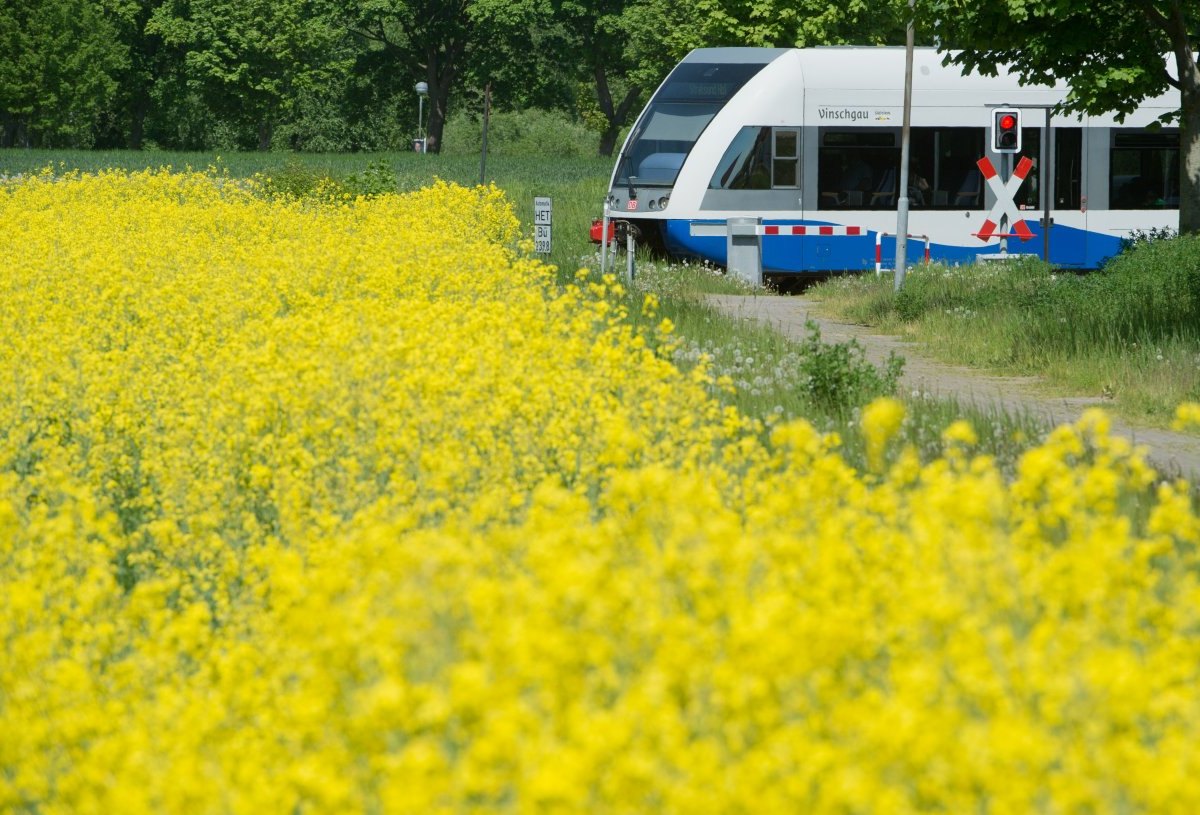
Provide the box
[688,219,865,286]
[875,232,931,275]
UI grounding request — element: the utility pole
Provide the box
[894,0,915,291]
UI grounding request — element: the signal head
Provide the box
[992,108,1022,153]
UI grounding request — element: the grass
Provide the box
[621,259,1050,477]
[809,245,1200,428]
[3,147,1053,475]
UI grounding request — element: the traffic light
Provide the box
[992,108,1022,153]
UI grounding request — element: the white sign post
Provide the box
[533,197,552,254]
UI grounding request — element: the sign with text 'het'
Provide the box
[533,197,552,254]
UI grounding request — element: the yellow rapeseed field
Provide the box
[3,169,1200,814]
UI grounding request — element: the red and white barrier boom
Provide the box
[875,232,930,275]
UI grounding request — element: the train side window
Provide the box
[819,128,985,210]
[1110,129,1179,209]
[709,126,772,189]
[911,127,986,210]
[1013,129,1040,210]
[773,129,799,187]
[817,130,896,209]
[1054,128,1082,210]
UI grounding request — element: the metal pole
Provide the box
[415,81,429,153]
[1000,153,1010,256]
[600,209,610,274]
[625,229,635,284]
[894,0,915,291]
[1042,107,1052,263]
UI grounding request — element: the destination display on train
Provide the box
[658,63,768,103]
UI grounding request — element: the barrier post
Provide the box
[876,232,930,275]
[625,227,635,284]
[726,217,763,287]
[599,208,610,275]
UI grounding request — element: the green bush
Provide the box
[796,321,905,417]
[254,160,338,199]
[441,108,597,158]
[1090,234,1200,340]
[342,159,398,196]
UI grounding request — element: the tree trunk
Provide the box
[1161,0,1200,233]
[258,119,273,151]
[1174,49,1200,234]
[1180,86,1200,234]
[129,103,146,150]
[592,65,640,157]
[421,44,460,155]
[1,114,15,148]
[598,125,620,157]
[426,100,446,154]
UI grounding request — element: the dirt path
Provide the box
[706,293,1200,482]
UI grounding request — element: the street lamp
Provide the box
[415,81,429,153]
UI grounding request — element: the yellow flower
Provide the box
[861,396,905,471]
[941,418,978,448]
[1171,401,1200,432]
[3,169,1200,814]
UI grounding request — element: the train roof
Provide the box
[682,46,1068,92]
[675,46,1178,120]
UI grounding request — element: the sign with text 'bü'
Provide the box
[533,197,552,254]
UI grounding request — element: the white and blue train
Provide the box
[602,47,1180,273]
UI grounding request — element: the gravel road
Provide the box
[707,293,1200,483]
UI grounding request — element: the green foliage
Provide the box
[0,0,125,147]
[635,0,907,52]
[342,159,398,196]
[1119,225,1180,253]
[812,240,1200,425]
[1078,235,1200,345]
[921,0,1200,231]
[441,107,596,158]
[147,0,344,150]
[796,320,904,416]
[253,160,340,199]
[923,1,1178,121]
[1,0,915,153]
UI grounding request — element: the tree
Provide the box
[331,0,480,154]
[627,0,905,54]
[149,0,342,149]
[99,0,172,149]
[0,0,126,147]
[922,0,1200,233]
[546,0,645,157]
[465,0,572,112]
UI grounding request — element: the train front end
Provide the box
[600,49,787,255]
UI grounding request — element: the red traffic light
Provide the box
[992,108,1021,152]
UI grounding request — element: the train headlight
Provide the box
[658,196,670,210]
[648,199,658,210]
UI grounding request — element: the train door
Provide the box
[1012,126,1087,267]
[758,127,804,271]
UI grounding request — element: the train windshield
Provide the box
[616,62,768,188]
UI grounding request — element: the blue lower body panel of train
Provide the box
[663,219,1121,272]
